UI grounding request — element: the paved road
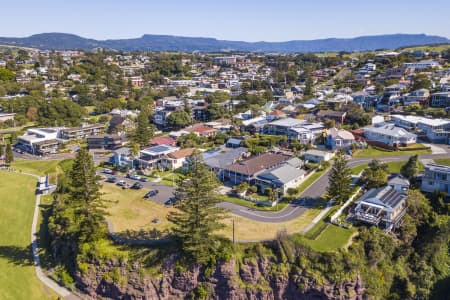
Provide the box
[217,152,450,222]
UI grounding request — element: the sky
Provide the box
[1,0,449,41]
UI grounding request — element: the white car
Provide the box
[103,168,113,174]
[130,174,141,180]
[116,180,127,187]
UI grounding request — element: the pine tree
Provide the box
[327,150,352,205]
[0,143,4,159]
[168,151,225,264]
[401,155,420,181]
[69,147,108,243]
[133,106,153,146]
[5,143,13,165]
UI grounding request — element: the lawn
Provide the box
[434,158,450,166]
[353,146,431,158]
[11,159,62,176]
[302,223,356,252]
[350,160,424,175]
[0,171,56,299]
[103,183,322,242]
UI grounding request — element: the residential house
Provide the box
[112,147,133,167]
[387,174,410,194]
[364,124,417,147]
[226,137,244,148]
[403,89,430,106]
[0,112,16,122]
[390,114,450,143]
[87,134,124,150]
[200,146,248,179]
[223,152,292,185]
[59,124,105,140]
[351,185,407,231]
[303,149,333,163]
[255,163,306,194]
[160,148,195,170]
[326,128,355,150]
[136,145,180,170]
[316,110,347,124]
[431,92,450,107]
[149,136,177,147]
[187,124,217,137]
[403,60,440,70]
[421,163,450,194]
[108,115,135,135]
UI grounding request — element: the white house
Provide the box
[303,149,334,163]
[160,148,195,170]
[364,124,417,147]
[403,60,440,70]
[390,115,450,143]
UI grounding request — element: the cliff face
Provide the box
[75,254,365,300]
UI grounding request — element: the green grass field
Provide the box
[354,146,431,158]
[303,224,356,252]
[0,171,55,299]
[11,159,62,176]
[434,158,450,166]
[350,160,424,175]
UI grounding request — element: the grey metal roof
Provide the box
[203,147,248,169]
[268,117,304,128]
[358,186,405,210]
[258,164,305,185]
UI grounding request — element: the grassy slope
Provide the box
[0,171,55,299]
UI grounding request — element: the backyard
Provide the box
[0,171,56,299]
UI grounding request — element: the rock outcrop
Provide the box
[75,254,365,300]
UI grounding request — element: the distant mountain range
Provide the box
[0,33,448,53]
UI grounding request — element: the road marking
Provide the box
[237,206,302,220]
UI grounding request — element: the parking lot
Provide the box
[98,171,175,204]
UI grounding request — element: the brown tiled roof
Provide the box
[190,125,216,133]
[150,136,177,146]
[224,153,291,176]
[167,148,195,159]
[316,110,346,118]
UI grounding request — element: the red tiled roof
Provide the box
[150,136,177,146]
[191,125,216,133]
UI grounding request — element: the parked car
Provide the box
[131,182,143,189]
[130,174,141,180]
[116,180,127,187]
[165,197,178,205]
[103,168,113,174]
[139,177,149,182]
[144,190,159,198]
[106,176,117,183]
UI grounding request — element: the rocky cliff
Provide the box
[75,254,365,300]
